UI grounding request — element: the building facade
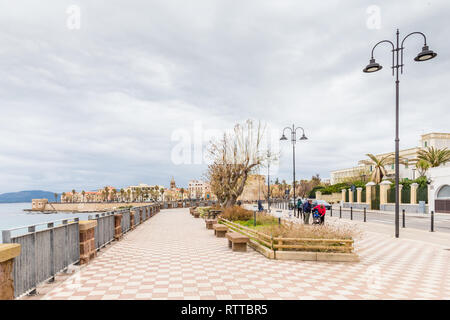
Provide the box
[330,132,450,184]
[428,165,450,214]
[187,180,214,200]
[238,175,266,202]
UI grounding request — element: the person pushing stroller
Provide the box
[312,204,326,225]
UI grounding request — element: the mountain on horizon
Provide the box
[0,190,59,203]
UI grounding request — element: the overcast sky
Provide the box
[0,0,449,193]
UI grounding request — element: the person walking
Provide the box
[297,198,303,219]
[303,200,312,224]
[258,199,264,212]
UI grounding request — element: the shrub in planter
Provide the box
[196,207,211,218]
[221,206,253,221]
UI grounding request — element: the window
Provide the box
[391,164,394,169]
[424,141,428,147]
[437,185,450,199]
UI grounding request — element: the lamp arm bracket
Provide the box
[282,127,292,135]
[400,31,428,74]
[294,126,305,134]
[371,40,395,76]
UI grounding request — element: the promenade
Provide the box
[39,208,450,300]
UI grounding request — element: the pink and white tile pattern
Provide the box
[41,208,450,300]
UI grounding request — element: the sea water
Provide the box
[0,203,93,243]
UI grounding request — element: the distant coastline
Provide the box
[0,190,59,203]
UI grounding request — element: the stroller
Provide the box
[312,208,321,225]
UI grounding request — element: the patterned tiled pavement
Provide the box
[41,208,450,300]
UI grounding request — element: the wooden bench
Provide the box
[213,224,228,237]
[205,219,217,230]
[193,210,200,218]
[226,232,249,252]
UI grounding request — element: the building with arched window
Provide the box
[428,166,450,214]
[330,132,450,184]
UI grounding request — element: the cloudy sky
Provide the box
[0,0,449,193]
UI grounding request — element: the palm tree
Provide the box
[361,154,395,184]
[72,189,76,203]
[135,189,141,202]
[126,189,131,202]
[120,189,125,202]
[104,187,110,202]
[416,146,450,168]
[111,189,117,202]
[62,192,66,202]
[81,190,86,203]
[415,159,430,177]
[180,188,185,200]
[54,193,58,203]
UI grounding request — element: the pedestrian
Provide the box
[297,198,303,219]
[258,199,264,212]
[303,200,312,224]
[237,200,242,206]
[312,204,326,224]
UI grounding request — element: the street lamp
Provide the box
[363,29,437,238]
[280,124,308,218]
[266,150,272,212]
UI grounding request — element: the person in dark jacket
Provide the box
[303,200,312,224]
[257,200,263,212]
[296,198,303,219]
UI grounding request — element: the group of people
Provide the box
[296,198,326,224]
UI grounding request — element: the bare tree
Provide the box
[206,120,267,207]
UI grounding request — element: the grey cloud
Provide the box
[0,0,449,193]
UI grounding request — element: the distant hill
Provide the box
[0,190,59,203]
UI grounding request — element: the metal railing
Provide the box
[88,212,115,250]
[1,217,80,298]
[1,203,160,298]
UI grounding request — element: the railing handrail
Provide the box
[2,203,159,233]
[1,217,80,233]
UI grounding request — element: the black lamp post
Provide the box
[363,29,437,238]
[266,150,271,212]
[280,124,308,218]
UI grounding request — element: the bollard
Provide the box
[339,206,342,219]
[431,210,434,232]
[278,217,281,225]
[254,211,257,227]
[364,207,366,222]
[402,209,405,228]
[350,207,353,220]
[330,206,333,217]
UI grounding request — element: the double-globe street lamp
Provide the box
[363,29,437,238]
[280,125,308,218]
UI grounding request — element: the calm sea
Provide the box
[0,203,93,243]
